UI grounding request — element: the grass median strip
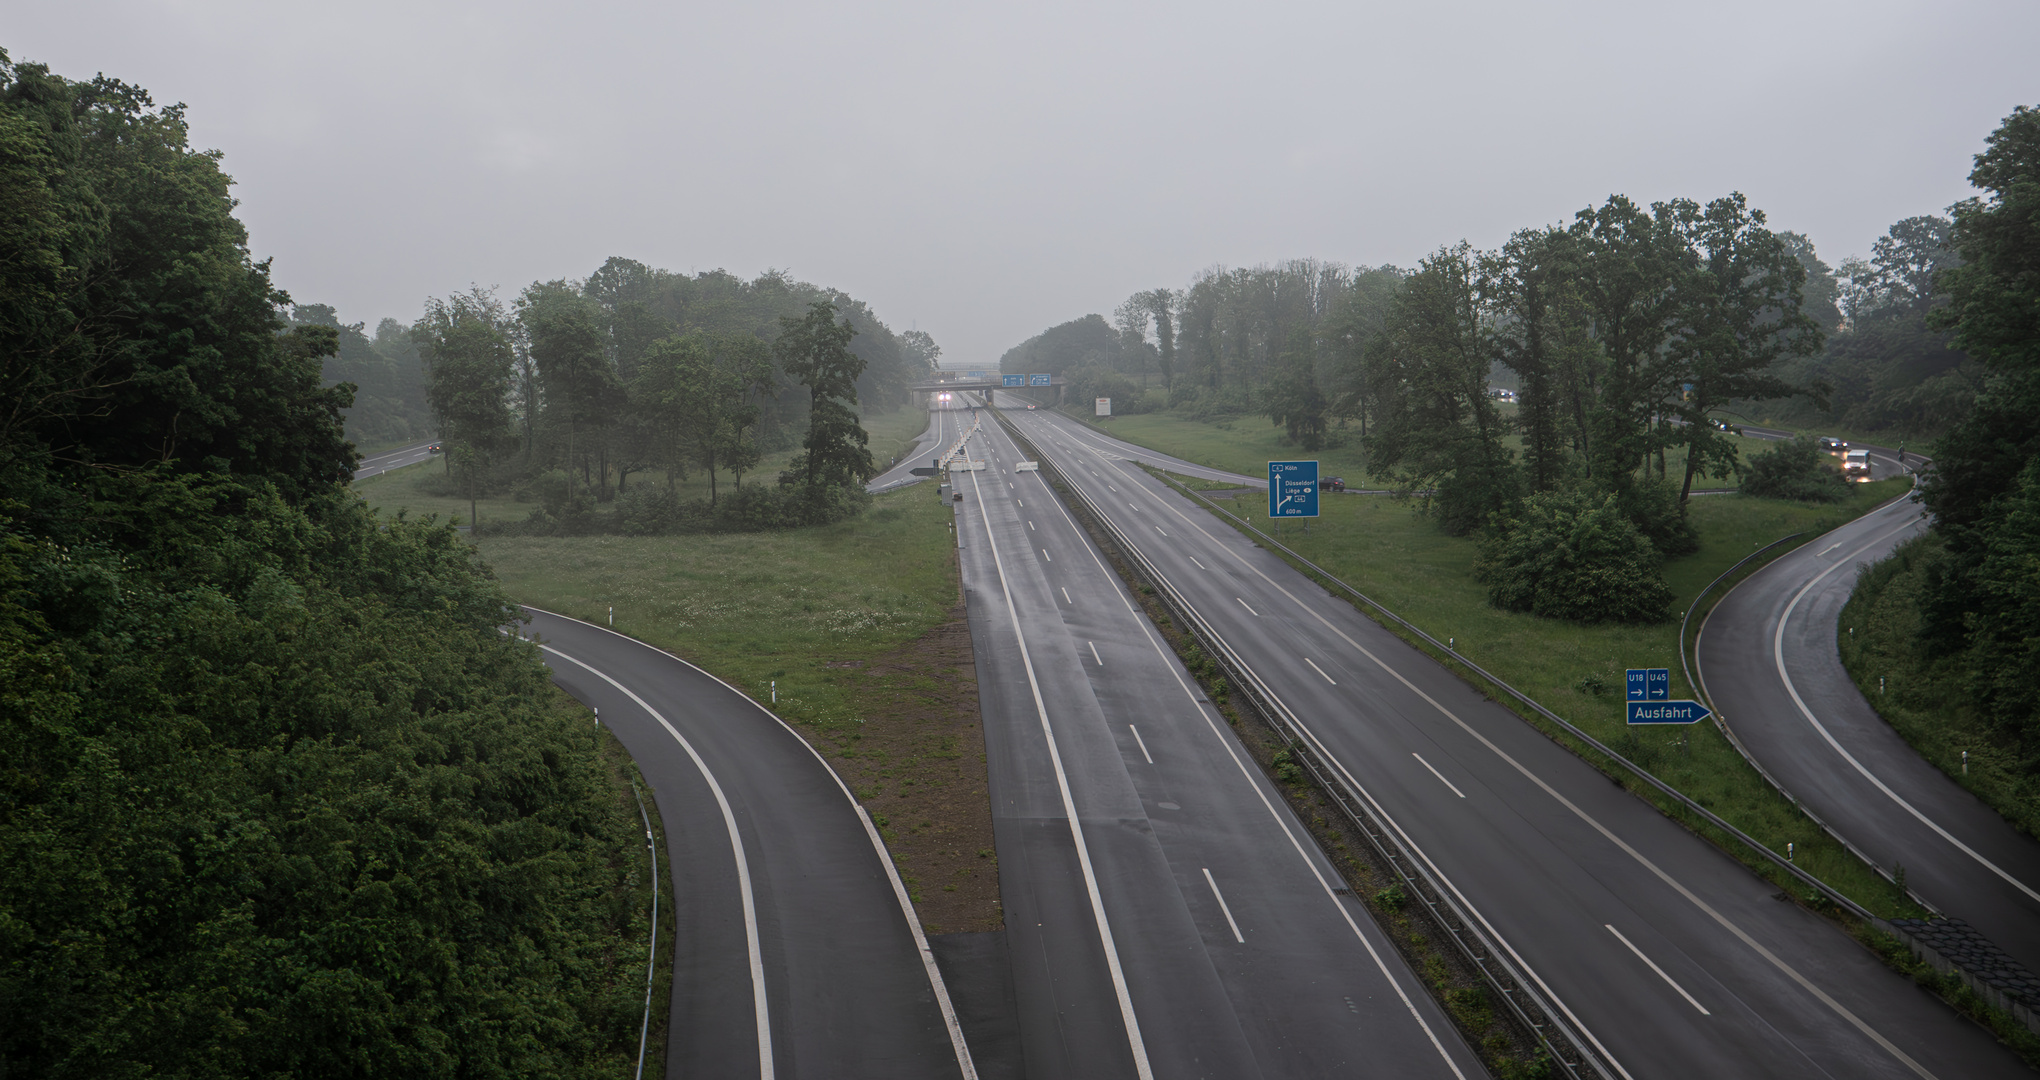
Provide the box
[470,486,1002,935]
[1181,475,1926,918]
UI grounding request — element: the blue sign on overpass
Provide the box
[1267,460,1319,518]
[1028,373,1052,386]
[1002,374,1024,387]
[1626,700,1711,725]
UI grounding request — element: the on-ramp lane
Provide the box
[522,608,976,1080]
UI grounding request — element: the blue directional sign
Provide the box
[1002,374,1024,387]
[1627,699,1711,725]
[1028,373,1052,386]
[1267,460,1320,518]
[1625,668,1670,701]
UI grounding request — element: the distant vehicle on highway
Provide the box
[427,443,442,453]
[938,391,952,402]
[1818,436,1847,451]
[1318,476,1345,491]
[1845,449,1871,477]
[1709,417,1740,433]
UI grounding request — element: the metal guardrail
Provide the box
[990,406,1615,1080]
[1680,476,1948,917]
[1149,470,1885,926]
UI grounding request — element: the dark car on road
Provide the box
[1318,476,1345,491]
[1817,436,1847,451]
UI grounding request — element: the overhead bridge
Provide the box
[906,376,1065,393]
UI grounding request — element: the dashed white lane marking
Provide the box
[1203,869,1246,944]
[1090,641,1104,666]
[1412,753,1467,799]
[1029,521,1036,531]
[1062,587,1072,605]
[1304,658,1337,684]
[1042,549,1052,562]
[1606,924,1710,1015]
[1236,597,1259,617]
[1190,556,1207,570]
[1129,724,1154,764]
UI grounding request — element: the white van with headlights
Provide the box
[1844,449,1871,478]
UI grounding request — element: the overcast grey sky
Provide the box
[12,1,2036,364]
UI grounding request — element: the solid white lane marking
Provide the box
[1203,869,1246,944]
[1129,724,1154,764]
[1062,587,1072,605]
[1090,641,1104,666]
[1024,441,1469,1080]
[529,614,979,1080]
[1412,753,1466,799]
[1773,515,2039,905]
[1607,924,1710,1015]
[1190,556,1207,570]
[537,644,777,1079]
[1305,658,1337,685]
[965,467,1155,1079]
[1236,597,1259,617]
[1147,490,1929,1080]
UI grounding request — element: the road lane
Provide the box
[995,394,2030,1080]
[521,609,975,1080]
[955,407,1482,1079]
[1699,476,2040,977]
[352,438,438,479]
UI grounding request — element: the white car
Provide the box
[1844,449,1871,477]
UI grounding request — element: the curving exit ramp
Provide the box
[520,608,976,1079]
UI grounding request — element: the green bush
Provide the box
[1475,487,1674,623]
[1742,437,1849,502]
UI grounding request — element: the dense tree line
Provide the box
[1903,106,2040,766]
[411,259,933,534]
[1010,196,1827,620]
[0,52,653,1075]
[293,305,434,451]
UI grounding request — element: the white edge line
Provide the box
[522,608,978,1080]
[1016,435,1471,1080]
[1134,473,1940,1080]
[1772,521,2040,905]
[1203,868,1246,943]
[1304,657,1338,685]
[535,641,777,1080]
[1060,434,1630,1079]
[1605,924,1710,1015]
[1412,753,1467,799]
[965,464,1155,1079]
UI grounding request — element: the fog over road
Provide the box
[948,398,1480,1079]
[522,609,974,1080]
[1699,457,2040,978]
[995,393,2028,1080]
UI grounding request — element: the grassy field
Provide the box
[1841,535,2040,838]
[352,405,932,526]
[1185,477,1927,916]
[467,482,1001,933]
[1059,403,1781,490]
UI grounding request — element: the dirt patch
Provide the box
[806,603,1003,935]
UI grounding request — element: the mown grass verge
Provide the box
[473,485,1002,934]
[1180,477,1925,917]
[1840,533,2040,839]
